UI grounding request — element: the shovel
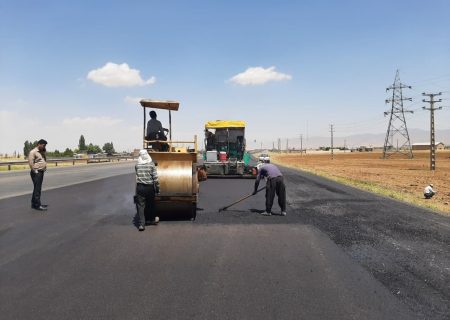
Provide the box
[218,187,266,212]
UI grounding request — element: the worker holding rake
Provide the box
[253,163,287,216]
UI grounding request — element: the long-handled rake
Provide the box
[218,187,266,212]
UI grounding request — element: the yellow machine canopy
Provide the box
[205,120,246,129]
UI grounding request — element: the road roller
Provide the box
[139,99,199,220]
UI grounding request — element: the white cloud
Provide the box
[124,96,143,105]
[87,62,156,87]
[228,66,292,86]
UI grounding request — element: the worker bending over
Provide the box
[253,163,287,216]
[424,184,436,199]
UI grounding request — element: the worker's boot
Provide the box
[260,211,271,216]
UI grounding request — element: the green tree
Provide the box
[102,142,115,155]
[23,140,31,157]
[78,135,86,151]
[63,148,74,157]
[23,140,39,157]
[87,143,102,154]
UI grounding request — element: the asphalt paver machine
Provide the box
[140,99,198,220]
[203,120,255,178]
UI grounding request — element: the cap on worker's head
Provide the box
[256,163,264,170]
[149,110,157,119]
[430,183,433,187]
[37,139,47,145]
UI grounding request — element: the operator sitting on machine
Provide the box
[146,110,168,141]
[146,110,169,151]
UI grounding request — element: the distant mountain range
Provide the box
[290,129,450,149]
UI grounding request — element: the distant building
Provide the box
[73,153,87,159]
[132,149,140,157]
[412,142,445,150]
[358,146,373,152]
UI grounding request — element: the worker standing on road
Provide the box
[253,163,287,216]
[135,150,160,231]
[28,139,48,211]
[424,184,436,199]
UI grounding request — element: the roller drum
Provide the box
[157,160,193,195]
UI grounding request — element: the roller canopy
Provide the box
[140,99,179,111]
[205,120,246,129]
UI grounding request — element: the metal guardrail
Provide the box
[0,156,137,171]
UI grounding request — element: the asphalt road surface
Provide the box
[1,165,449,319]
[0,161,136,200]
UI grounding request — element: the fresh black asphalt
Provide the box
[0,165,449,319]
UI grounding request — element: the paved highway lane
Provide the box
[1,166,448,319]
[0,161,136,200]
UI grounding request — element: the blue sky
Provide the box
[1,0,449,153]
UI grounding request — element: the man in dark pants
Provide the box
[28,139,48,211]
[253,163,287,216]
[135,150,160,231]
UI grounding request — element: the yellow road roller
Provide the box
[139,99,199,220]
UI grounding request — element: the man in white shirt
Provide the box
[424,184,436,199]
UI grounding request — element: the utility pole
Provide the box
[383,70,414,158]
[300,134,303,155]
[260,141,263,150]
[344,139,346,152]
[272,141,275,151]
[422,92,443,170]
[330,124,334,160]
[277,138,281,151]
[286,139,289,152]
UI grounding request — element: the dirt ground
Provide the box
[271,150,450,215]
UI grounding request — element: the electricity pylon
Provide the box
[383,70,414,158]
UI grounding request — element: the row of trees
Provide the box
[23,135,116,158]
[78,135,115,154]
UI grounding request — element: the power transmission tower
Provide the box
[422,92,443,170]
[383,70,414,159]
[330,124,334,160]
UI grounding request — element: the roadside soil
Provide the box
[270,150,450,214]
